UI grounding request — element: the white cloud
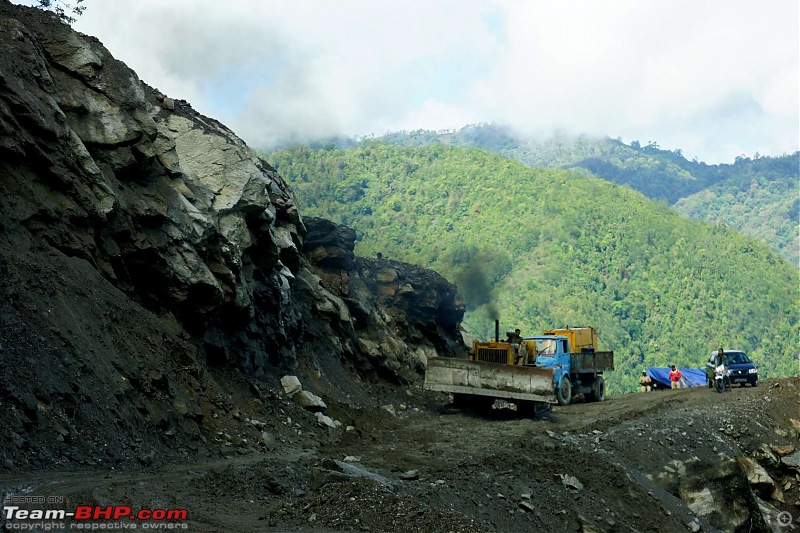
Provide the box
[16,0,798,162]
[467,0,798,161]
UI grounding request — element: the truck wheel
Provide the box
[591,376,606,402]
[556,377,571,406]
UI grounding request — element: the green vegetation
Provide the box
[378,125,799,265]
[269,142,799,393]
[34,0,86,24]
[673,156,799,265]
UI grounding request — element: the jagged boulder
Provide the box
[293,391,327,412]
[280,376,303,396]
[781,450,800,473]
[738,455,776,497]
[303,216,356,270]
[655,456,751,531]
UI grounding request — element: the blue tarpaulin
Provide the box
[647,367,706,388]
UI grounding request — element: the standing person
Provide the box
[506,328,522,343]
[639,371,652,392]
[668,365,683,389]
[508,328,523,362]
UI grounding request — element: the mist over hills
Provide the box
[268,141,798,393]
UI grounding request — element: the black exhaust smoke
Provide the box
[454,250,500,340]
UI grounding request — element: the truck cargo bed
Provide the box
[424,357,557,404]
[570,351,614,373]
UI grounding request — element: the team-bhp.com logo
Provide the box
[3,505,189,530]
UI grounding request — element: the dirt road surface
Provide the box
[2,377,798,532]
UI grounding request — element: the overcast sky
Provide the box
[18,0,800,163]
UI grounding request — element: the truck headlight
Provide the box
[748,368,758,374]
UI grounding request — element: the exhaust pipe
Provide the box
[495,320,500,343]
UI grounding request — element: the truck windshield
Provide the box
[536,339,557,356]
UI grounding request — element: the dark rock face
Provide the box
[0,1,464,469]
[302,217,465,383]
[0,0,305,370]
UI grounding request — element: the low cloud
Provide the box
[52,0,800,162]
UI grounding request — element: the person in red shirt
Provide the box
[669,365,683,389]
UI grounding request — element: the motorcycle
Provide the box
[714,364,729,393]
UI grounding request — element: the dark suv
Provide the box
[706,350,758,387]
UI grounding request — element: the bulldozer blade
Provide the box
[424,357,557,404]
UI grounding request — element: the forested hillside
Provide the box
[379,126,799,265]
[383,126,725,202]
[269,143,798,393]
[673,157,799,265]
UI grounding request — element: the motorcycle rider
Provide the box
[714,348,729,389]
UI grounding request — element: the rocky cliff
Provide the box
[0,0,464,469]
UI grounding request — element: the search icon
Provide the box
[777,511,796,529]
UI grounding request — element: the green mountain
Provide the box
[269,142,799,393]
[378,125,799,265]
[673,157,799,265]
